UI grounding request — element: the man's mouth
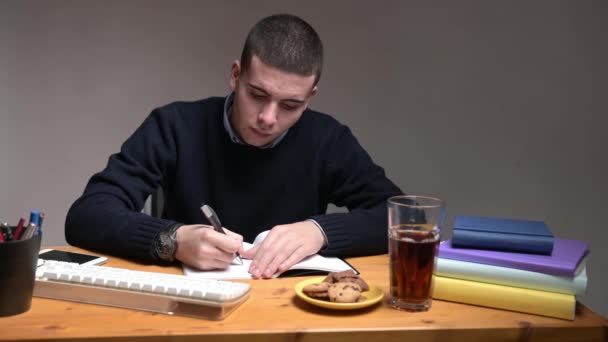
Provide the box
[251,127,273,137]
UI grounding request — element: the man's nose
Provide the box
[258,103,278,128]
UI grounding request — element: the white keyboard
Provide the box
[34,260,251,320]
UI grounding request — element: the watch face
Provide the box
[156,231,176,261]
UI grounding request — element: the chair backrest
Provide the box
[143,188,164,218]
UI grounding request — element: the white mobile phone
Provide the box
[38,249,108,266]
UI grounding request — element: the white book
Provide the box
[435,256,588,296]
[183,230,357,280]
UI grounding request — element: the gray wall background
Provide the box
[1,1,606,317]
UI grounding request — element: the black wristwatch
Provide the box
[153,223,182,262]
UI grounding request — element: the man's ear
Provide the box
[229,60,241,91]
[304,86,318,109]
[310,85,318,98]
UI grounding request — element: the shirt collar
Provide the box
[223,92,288,149]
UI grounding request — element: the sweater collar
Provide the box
[222,92,288,149]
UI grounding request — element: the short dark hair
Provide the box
[240,14,324,86]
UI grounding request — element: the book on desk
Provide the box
[432,275,577,320]
[439,238,589,277]
[452,215,555,255]
[435,255,588,296]
[433,247,588,320]
[434,216,589,320]
[183,230,358,280]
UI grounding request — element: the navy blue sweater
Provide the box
[65,97,403,261]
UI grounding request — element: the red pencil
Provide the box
[13,217,26,241]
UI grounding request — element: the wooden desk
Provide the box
[2,247,606,342]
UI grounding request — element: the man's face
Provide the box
[229,55,317,147]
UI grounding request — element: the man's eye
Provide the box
[251,93,266,99]
[281,102,300,110]
[282,103,298,111]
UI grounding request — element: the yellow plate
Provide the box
[294,276,384,310]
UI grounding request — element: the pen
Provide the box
[13,218,26,241]
[200,204,243,265]
[21,223,37,240]
[1,222,13,241]
[36,211,45,236]
[29,210,40,228]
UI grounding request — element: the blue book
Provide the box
[452,216,554,255]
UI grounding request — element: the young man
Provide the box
[65,14,402,279]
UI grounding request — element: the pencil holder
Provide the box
[0,231,42,317]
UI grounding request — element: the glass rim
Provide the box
[387,195,444,208]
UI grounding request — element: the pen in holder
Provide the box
[0,229,42,317]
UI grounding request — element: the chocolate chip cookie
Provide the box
[327,282,362,303]
[302,281,330,298]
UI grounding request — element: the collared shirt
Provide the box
[222,92,288,149]
[222,92,328,249]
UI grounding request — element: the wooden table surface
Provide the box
[1,246,606,342]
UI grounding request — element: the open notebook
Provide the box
[183,230,358,280]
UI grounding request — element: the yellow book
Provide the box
[432,275,575,320]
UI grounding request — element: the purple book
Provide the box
[439,238,589,277]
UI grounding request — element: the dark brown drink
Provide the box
[389,226,439,311]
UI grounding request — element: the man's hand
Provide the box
[174,224,244,270]
[241,221,325,279]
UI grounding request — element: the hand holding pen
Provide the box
[200,205,244,265]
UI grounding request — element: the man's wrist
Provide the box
[306,219,328,249]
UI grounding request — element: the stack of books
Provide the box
[432,216,589,320]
